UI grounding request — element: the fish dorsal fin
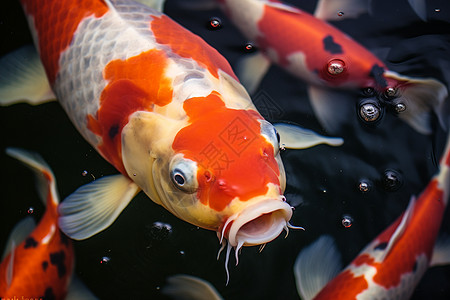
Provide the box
[274,123,344,149]
[236,52,271,95]
[65,275,99,300]
[430,234,450,267]
[58,174,140,240]
[6,147,58,206]
[383,71,448,135]
[314,0,370,20]
[2,217,36,261]
[380,195,416,261]
[0,46,56,106]
[294,235,343,300]
[162,274,223,300]
[133,0,166,11]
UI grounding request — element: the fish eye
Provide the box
[260,120,280,155]
[169,154,198,193]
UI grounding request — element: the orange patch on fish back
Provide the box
[20,0,109,84]
[172,92,280,211]
[151,15,238,81]
[315,270,368,300]
[87,49,173,174]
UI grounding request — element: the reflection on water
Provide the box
[1,0,449,299]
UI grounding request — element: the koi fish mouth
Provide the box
[218,198,303,283]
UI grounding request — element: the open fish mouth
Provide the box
[218,198,303,283]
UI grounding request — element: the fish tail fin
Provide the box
[384,71,448,135]
[6,148,59,207]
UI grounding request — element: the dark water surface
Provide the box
[1,1,450,299]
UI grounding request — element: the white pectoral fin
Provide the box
[308,86,356,134]
[236,52,271,95]
[314,0,370,20]
[2,217,36,261]
[0,46,55,106]
[58,174,140,240]
[162,274,223,300]
[384,71,448,134]
[133,0,166,11]
[430,234,450,267]
[66,275,99,300]
[294,235,342,300]
[274,123,343,149]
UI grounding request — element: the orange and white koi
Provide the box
[0,148,96,300]
[294,131,450,299]
[218,0,448,134]
[0,0,344,277]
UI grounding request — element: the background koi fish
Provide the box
[0,148,96,300]
[294,128,450,299]
[0,0,343,278]
[218,0,448,135]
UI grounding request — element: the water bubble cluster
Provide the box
[341,215,353,228]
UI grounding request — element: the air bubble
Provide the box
[27,207,34,214]
[148,221,173,240]
[244,42,256,52]
[179,250,185,255]
[209,17,222,30]
[359,101,381,122]
[358,180,371,193]
[384,87,397,99]
[82,170,88,176]
[100,256,111,264]
[435,8,441,12]
[337,11,344,16]
[327,59,345,75]
[394,103,406,113]
[341,215,353,228]
[382,170,402,191]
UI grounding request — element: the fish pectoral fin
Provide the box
[66,275,99,300]
[58,174,140,240]
[6,147,58,206]
[133,0,166,11]
[294,235,343,300]
[430,234,450,267]
[408,0,427,21]
[314,0,370,20]
[236,52,271,95]
[274,123,344,149]
[384,71,448,135]
[162,274,223,300]
[0,46,56,106]
[1,217,36,261]
[308,86,357,135]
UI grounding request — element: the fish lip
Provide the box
[225,199,293,247]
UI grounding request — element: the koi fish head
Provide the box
[121,91,293,252]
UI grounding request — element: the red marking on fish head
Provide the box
[151,15,238,81]
[20,0,109,84]
[87,49,173,174]
[172,92,282,212]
